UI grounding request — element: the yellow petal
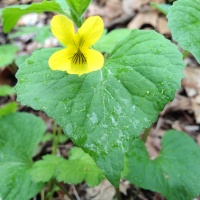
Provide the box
[77,16,104,47]
[50,15,76,47]
[48,48,75,71]
[67,62,90,76]
[67,49,104,76]
[85,49,104,71]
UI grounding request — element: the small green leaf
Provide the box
[0,85,15,96]
[167,0,200,63]
[0,112,46,200]
[94,29,131,53]
[0,102,18,118]
[0,44,18,68]
[41,133,54,143]
[66,0,91,16]
[151,3,171,15]
[124,130,200,200]
[41,133,68,143]
[31,147,105,187]
[9,26,53,44]
[59,134,68,143]
[15,54,29,68]
[54,0,69,13]
[16,30,184,186]
[1,0,69,33]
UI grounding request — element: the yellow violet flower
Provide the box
[48,15,104,76]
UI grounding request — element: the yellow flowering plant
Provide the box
[48,15,104,76]
[2,0,200,199]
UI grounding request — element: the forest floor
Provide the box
[0,0,200,199]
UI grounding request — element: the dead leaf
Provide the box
[1,0,17,6]
[172,120,184,131]
[146,135,160,158]
[183,125,199,133]
[123,0,165,15]
[196,134,200,145]
[128,11,158,29]
[86,180,115,200]
[122,0,148,14]
[191,98,200,123]
[119,180,130,195]
[87,0,122,25]
[183,67,200,97]
[157,16,170,35]
[162,95,191,113]
[18,13,39,26]
[183,67,200,123]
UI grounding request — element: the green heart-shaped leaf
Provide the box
[167,0,200,63]
[0,112,45,200]
[16,29,184,186]
[124,130,200,200]
[94,29,131,53]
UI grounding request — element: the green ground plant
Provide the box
[0,0,200,199]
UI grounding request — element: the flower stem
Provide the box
[141,127,151,142]
[115,187,122,200]
[182,50,189,60]
[52,121,62,155]
[56,182,73,200]
[41,189,45,200]
[46,179,55,200]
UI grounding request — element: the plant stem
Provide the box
[72,185,81,200]
[46,179,55,200]
[141,127,151,142]
[43,122,65,199]
[47,122,63,199]
[182,50,189,60]
[52,121,61,155]
[41,189,45,200]
[56,182,73,200]
[115,187,122,200]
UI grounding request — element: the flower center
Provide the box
[71,48,87,65]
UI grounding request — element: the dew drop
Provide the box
[65,123,73,135]
[111,116,118,126]
[27,59,34,64]
[87,112,98,124]
[168,76,172,79]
